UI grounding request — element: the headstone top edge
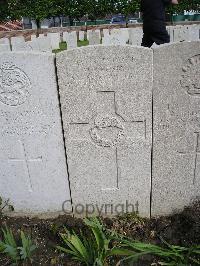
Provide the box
[56,44,153,59]
[0,51,54,57]
[152,41,200,51]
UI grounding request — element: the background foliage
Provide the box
[0,0,199,25]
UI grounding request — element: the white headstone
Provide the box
[48,32,60,50]
[166,26,174,42]
[107,29,126,45]
[56,46,153,217]
[87,30,92,40]
[120,28,129,43]
[0,38,10,46]
[63,31,69,43]
[103,29,109,37]
[102,35,112,45]
[173,26,189,42]
[0,52,71,214]
[129,28,143,46]
[0,44,11,52]
[31,35,36,41]
[67,31,77,50]
[95,29,101,39]
[36,37,52,52]
[12,42,32,51]
[11,36,25,47]
[79,31,85,41]
[152,42,200,216]
[88,31,101,45]
[188,25,199,41]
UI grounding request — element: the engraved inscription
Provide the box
[181,55,200,96]
[90,116,124,147]
[0,62,31,106]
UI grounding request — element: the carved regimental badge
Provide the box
[181,55,200,96]
[0,63,31,106]
[90,116,124,147]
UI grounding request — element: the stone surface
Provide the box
[63,31,69,42]
[166,26,174,42]
[120,28,129,43]
[0,44,11,52]
[11,36,25,47]
[110,29,126,45]
[88,31,101,45]
[188,25,200,41]
[103,29,109,37]
[79,31,85,41]
[48,32,60,50]
[67,31,77,49]
[0,38,10,46]
[152,42,200,216]
[56,46,153,217]
[102,29,126,45]
[0,52,71,214]
[11,42,33,51]
[35,37,52,52]
[95,29,101,39]
[129,28,143,46]
[173,26,189,42]
[31,35,36,41]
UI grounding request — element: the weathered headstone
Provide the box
[173,26,189,42]
[56,46,153,217]
[188,25,199,41]
[11,36,25,47]
[48,32,60,50]
[0,38,10,46]
[102,35,112,45]
[31,35,36,41]
[152,42,200,216]
[120,28,129,43]
[63,31,69,42]
[67,31,77,49]
[103,29,109,37]
[11,41,33,51]
[36,37,52,52]
[0,52,71,214]
[0,44,11,52]
[166,26,174,42]
[87,30,92,40]
[95,29,101,39]
[88,31,101,45]
[79,31,85,41]
[107,29,126,45]
[129,28,143,46]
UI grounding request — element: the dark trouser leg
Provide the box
[152,29,170,45]
[141,33,154,48]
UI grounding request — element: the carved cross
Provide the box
[9,140,42,192]
[69,91,147,190]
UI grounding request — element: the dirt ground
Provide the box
[0,201,199,266]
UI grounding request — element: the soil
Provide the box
[0,201,199,266]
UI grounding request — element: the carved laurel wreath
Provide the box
[181,55,200,96]
[89,116,124,147]
[0,62,31,106]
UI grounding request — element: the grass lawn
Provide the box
[53,40,89,53]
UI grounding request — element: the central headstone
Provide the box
[56,46,153,216]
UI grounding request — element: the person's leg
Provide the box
[152,29,170,45]
[141,33,154,48]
